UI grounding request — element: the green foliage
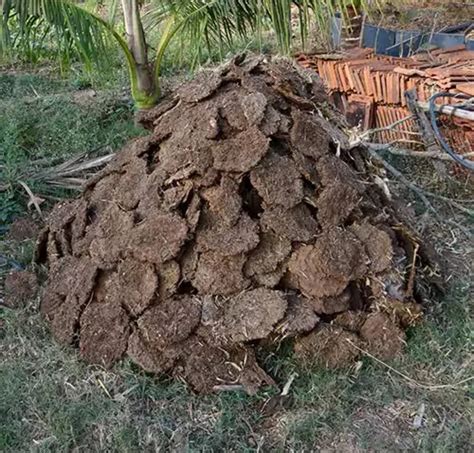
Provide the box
[1,0,114,70]
[265,0,293,54]
[149,0,360,61]
[1,0,374,109]
[147,0,264,68]
[0,0,388,111]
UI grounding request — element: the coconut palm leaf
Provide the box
[145,0,261,67]
[1,0,112,68]
[264,0,292,54]
[147,0,363,61]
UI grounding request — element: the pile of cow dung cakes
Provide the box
[37,55,433,394]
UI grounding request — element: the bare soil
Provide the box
[4,270,38,308]
[5,217,40,241]
[36,56,439,393]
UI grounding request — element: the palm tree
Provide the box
[1,0,169,109]
[0,0,362,110]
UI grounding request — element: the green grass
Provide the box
[0,275,471,451]
[0,71,143,223]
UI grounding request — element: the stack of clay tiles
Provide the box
[296,45,474,152]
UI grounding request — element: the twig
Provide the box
[406,89,441,153]
[362,115,415,140]
[281,372,298,396]
[420,192,474,216]
[367,148,474,217]
[212,384,245,392]
[96,378,113,399]
[347,339,474,390]
[405,243,419,298]
[366,148,439,219]
[353,115,415,143]
[35,152,115,180]
[427,13,439,52]
[17,180,44,218]
[366,142,474,161]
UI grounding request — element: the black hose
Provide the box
[428,92,474,171]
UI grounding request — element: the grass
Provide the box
[1,63,473,452]
[0,272,471,451]
[0,70,144,224]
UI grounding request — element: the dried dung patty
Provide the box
[38,55,431,393]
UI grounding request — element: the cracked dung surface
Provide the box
[38,55,435,393]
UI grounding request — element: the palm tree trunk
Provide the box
[121,0,158,109]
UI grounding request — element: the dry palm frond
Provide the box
[0,148,115,203]
[32,150,115,190]
[18,180,45,217]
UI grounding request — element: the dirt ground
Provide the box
[372,1,474,31]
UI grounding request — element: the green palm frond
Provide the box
[146,0,260,67]
[264,0,292,54]
[1,0,113,68]
[147,0,363,61]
